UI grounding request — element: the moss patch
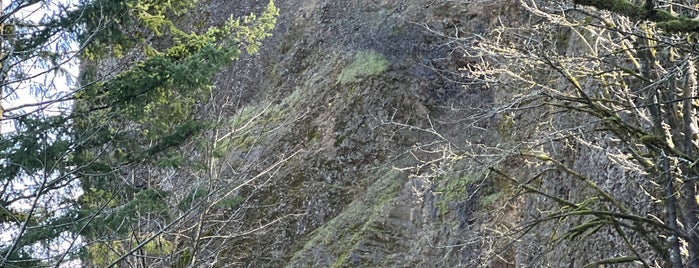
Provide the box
[496,113,515,138]
[288,168,404,267]
[480,191,503,207]
[435,171,485,216]
[338,50,389,84]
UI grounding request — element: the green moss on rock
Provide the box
[435,171,486,216]
[288,168,404,267]
[338,50,389,84]
[479,191,503,207]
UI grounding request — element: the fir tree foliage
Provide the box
[0,0,278,266]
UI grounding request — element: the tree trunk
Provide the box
[637,23,684,267]
[682,58,699,268]
[1,0,4,134]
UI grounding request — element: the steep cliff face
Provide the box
[194,0,508,266]
[187,0,487,266]
[163,0,655,267]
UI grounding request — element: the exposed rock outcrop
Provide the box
[149,0,661,267]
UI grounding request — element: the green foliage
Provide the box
[157,154,186,168]
[0,115,78,263]
[0,249,44,267]
[130,189,171,217]
[127,0,198,36]
[85,241,122,266]
[77,0,203,59]
[145,120,205,156]
[1,0,279,265]
[139,236,174,255]
[228,1,280,55]
[78,188,171,239]
[338,50,390,84]
[74,0,280,162]
[0,115,71,179]
[178,188,210,212]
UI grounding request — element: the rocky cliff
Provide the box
[149,0,663,267]
[177,1,505,267]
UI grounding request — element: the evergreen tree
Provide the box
[0,0,278,266]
